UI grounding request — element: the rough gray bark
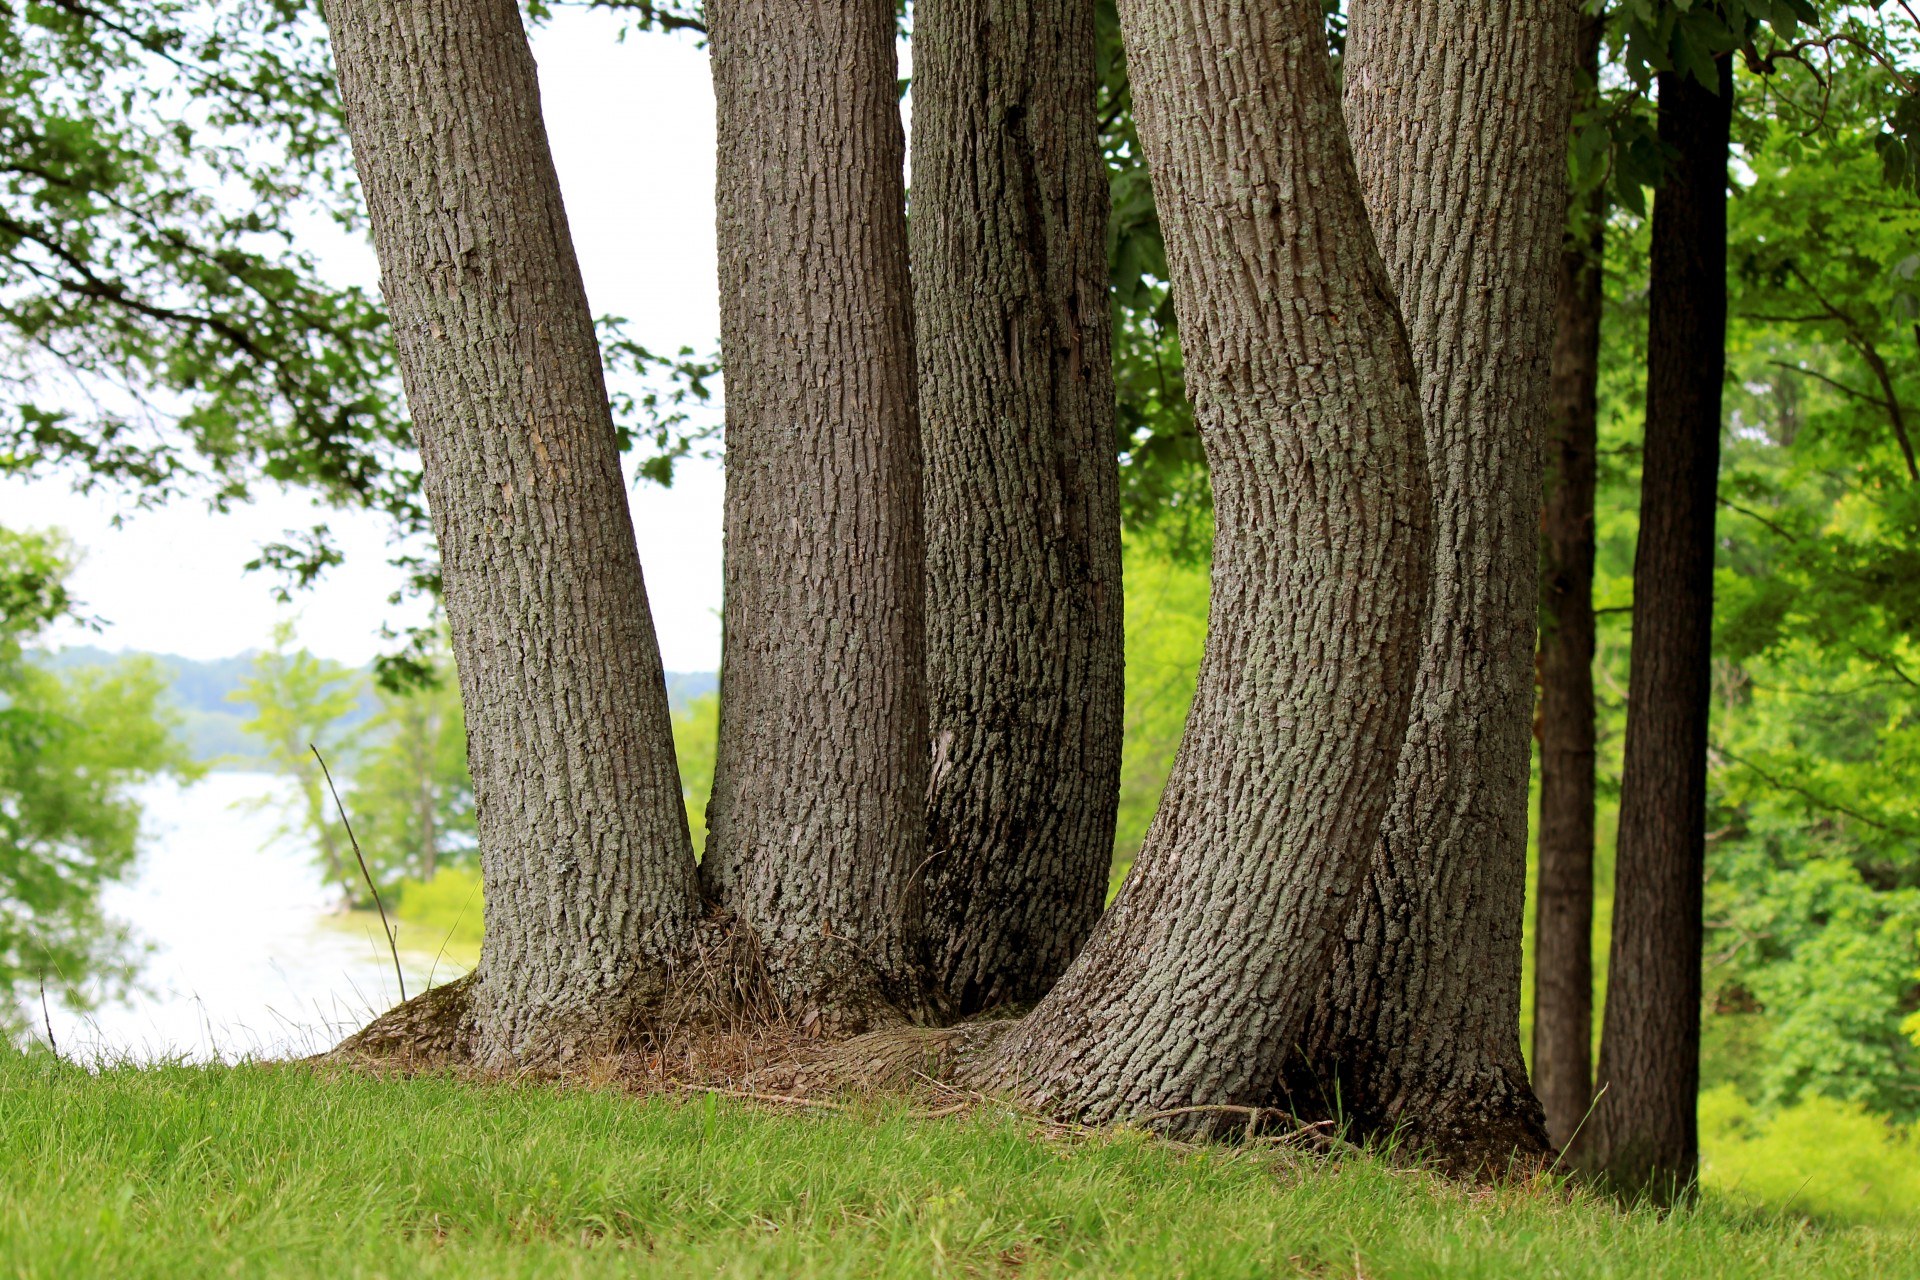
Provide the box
[1285,0,1575,1173]
[702,0,929,1028]
[322,0,702,1065]
[973,0,1433,1123]
[1533,10,1605,1153]
[1578,58,1732,1204]
[911,0,1124,1015]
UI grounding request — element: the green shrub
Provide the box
[1700,1084,1920,1227]
[392,866,484,956]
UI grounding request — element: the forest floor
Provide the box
[3,1052,1916,1277]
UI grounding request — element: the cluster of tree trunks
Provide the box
[322,0,1736,1194]
[1530,28,1735,1200]
[973,0,1437,1125]
[1532,10,1606,1155]
[1283,0,1572,1171]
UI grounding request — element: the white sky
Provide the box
[1,12,728,671]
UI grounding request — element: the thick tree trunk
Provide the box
[973,0,1433,1124]
[1578,58,1731,1203]
[1285,0,1575,1174]
[1533,14,1605,1153]
[702,0,929,1028]
[911,0,1124,1015]
[323,0,702,1065]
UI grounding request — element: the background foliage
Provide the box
[0,525,192,1031]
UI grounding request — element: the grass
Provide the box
[3,1053,1915,1277]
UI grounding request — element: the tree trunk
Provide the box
[1578,58,1731,1203]
[1284,0,1575,1174]
[1533,12,1605,1154]
[911,0,1124,1015]
[322,0,702,1066]
[973,0,1433,1124]
[702,0,929,1029]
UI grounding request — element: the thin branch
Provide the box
[1768,361,1889,411]
[1780,264,1920,483]
[39,974,58,1061]
[1741,311,1836,326]
[1853,645,1920,690]
[1718,746,1920,840]
[1717,496,1800,542]
[675,1084,845,1110]
[568,0,707,35]
[312,744,406,1004]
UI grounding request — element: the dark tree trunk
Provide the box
[1284,0,1575,1174]
[702,0,929,1029]
[972,0,1434,1124]
[1533,12,1605,1155]
[911,0,1124,1015]
[322,0,702,1066]
[1577,59,1731,1202]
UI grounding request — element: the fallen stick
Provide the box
[675,1083,847,1111]
[1141,1104,1286,1123]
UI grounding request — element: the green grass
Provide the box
[2,1053,1915,1277]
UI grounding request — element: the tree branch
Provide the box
[1717,746,1919,839]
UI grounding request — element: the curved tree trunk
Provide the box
[911,0,1124,1015]
[1533,11,1606,1153]
[1284,0,1576,1174]
[323,0,702,1066]
[1578,58,1732,1204]
[702,0,929,1029]
[973,0,1433,1124]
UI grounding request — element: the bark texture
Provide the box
[322,0,701,1065]
[975,0,1433,1124]
[1578,59,1732,1202]
[703,0,928,1027]
[1533,12,1605,1153]
[1286,0,1576,1173]
[911,0,1124,1015]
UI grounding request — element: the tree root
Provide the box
[325,971,478,1069]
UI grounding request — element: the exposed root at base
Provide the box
[322,912,786,1073]
[325,971,478,1069]
[760,1018,1019,1095]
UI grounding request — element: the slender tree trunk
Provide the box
[973,0,1432,1124]
[1283,0,1575,1174]
[702,0,928,1029]
[323,0,702,1065]
[1578,58,1731,1202]
[1533,13,1605,1153]
[911,0,1124,1015]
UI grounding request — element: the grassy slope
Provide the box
[3,1055,1914,1279]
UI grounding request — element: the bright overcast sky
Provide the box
[2,12,729,671]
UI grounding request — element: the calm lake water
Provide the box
[41,772,467,1063]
